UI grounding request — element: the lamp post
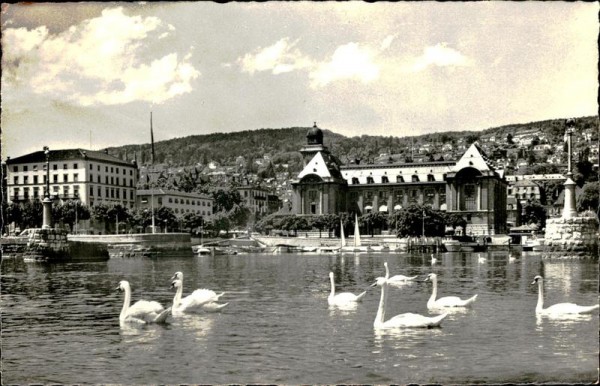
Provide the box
[42,146,52,229]
[562,118,577,219]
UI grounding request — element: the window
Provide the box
[175,198,179,204]
[123,169,126,175]
[63,163,68,169]
[111,177,114,185]
[116,177,119,186]
[111,189,115,198]
[427,174,435,182]
[462,184,477,211]
[105,187,109,197]
[98,175,101,183]
[23,187,29,199]
[23,176,29,184]
[381,176,389,183]
[116,168,119,174]
[24,166,28,172]
[90,164,93,170]
[74,174,79,182]
[33,165,38,171]
[74,187,79,198]
[90,186,94,196]
[105,166,108,172]
[130,191,134,200]
[13,166,18,172]
[412,175,419,182]
[169,198,173,203]
[366,176,374,184]
[98,187,102,197]
[13,176,18,185]
[158,197,163,205]
[53,164,58,170]
[34,176,39,184]
[74,163,78,169]
[53,175,58,183]
[63,174,68,182]
[116,189,120,199]
[33,187,39,198]
[97,165,100,171]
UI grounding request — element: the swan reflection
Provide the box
[374,326,444,348]
[176,314,215,340]
[119,322,165,344]
[536,313,594,328]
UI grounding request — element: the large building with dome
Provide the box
[291,123,508,236]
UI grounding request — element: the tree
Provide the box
[155,206,177,231]
[21,200,44,229]
[212,188,243,212]
[391,205,445,237]
[521,199,547,229]
[4,202,23,232]
[506,133,514,144]
[577,181,599,213]
[52,200,90,231]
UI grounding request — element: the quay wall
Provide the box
[544,216,599,254]
[254,236,409,248]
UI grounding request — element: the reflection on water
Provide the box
[1,250,598,384]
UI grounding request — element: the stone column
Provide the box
[562,119,577,219]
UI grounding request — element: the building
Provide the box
[237,185,282,217]
[5,148,138,209]
[136,189,214,219]
[291,125,508,235]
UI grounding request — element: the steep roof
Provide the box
[6,148,135,167]
[297,151,344,181]
[452,143,496,172]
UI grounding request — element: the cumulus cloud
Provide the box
[239,38,312,75]
[309,43,380,88]
[412,43,471,72]
[238,38,386,88]
[1,7,199,105]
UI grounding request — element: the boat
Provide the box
[442,235,487,253]
[318,246,341,253]
[341,215,369,253]
[192,245,212,255]
[522,238,545,252]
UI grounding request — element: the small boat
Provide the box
[318,246,341,253]
[194,246,212,255]
[341,215,369,253]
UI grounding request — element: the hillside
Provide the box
[106,116,598,173]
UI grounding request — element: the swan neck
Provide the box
[173,282,183,307]
[374,282,387,328]
[536,280,544,312]
[329,275,335,298]
[428,277,438,305]
[120,285,131,320]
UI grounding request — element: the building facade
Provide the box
[136,189,214,219]
[291,126,509,235]
[6,149,138,209]
[237,185,281,216]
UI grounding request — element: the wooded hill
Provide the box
[106,116,598,173]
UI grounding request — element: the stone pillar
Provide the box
[42,197,53,229]
[562,177,577,219]
[563,119,577,219]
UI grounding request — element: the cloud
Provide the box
[1,7,199,106]
[309,43,380,88]
[412,43,471,72]
[238,37,312,75]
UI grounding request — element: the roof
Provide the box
[297,151,344,181]
[452,143,496,172]
[6,148,135,167]
[137,189,213,200]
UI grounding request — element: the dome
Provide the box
[306,122,323,145]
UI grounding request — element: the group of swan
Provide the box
[117,271,228,325]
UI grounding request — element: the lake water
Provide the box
[1,250,598,384]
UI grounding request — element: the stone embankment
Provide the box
[544,216,599,254]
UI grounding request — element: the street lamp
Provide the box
[42,146,52,229]
[562,118,577,218]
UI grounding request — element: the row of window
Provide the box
[350,174,438,184]
[12,163,135,175]
[12,173,135,187]
[89,185,135,201]
[166,197,211,207]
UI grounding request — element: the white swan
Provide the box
[373,272,417,287]
[117,280,171,325]
[478,253,486,263]
[425,273,477,310]
[328,271,366,306]
[170,272,228,314]
[373,262,447,329]
[532,275,599,316]
[430,254,437,265]
[508,253,516,263]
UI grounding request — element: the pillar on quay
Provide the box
[562,118,577,219]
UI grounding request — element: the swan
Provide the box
[425,273,477,309]
[508,253,516,263]
[373,263,447,329]
[372,272,417,287]
[328,271,366,306]
[532,275,599,316]
[430,254,437,265]
[116,280,171,325]
[478,253,486,263]
[170,276,228,314]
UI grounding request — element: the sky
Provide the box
[1,2,598,159]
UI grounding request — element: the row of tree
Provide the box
[255,205,470,238]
